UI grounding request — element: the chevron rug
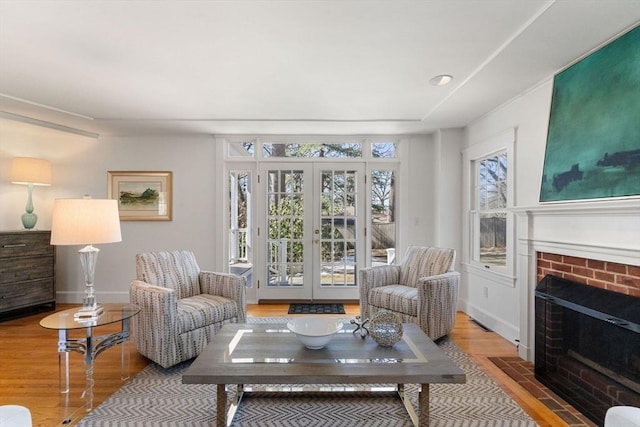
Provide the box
[78,317,538,427]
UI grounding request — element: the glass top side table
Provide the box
[40,303,141,424]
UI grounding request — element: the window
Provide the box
[473,152,507,268]
[228,141,255,157]
[370,168,396,265]
[371,142,397,158]
[463,128,515,281]
[262,142,362,158]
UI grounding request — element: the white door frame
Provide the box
[257,162,364,301]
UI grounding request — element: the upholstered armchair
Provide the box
[359,246,459,341]
[130,250,246,368]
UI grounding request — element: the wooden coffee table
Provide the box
[182,322,465,426]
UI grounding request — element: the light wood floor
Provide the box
[0,304,567,427]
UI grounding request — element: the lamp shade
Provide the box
[51,198,122,245]
[11,157,52,186]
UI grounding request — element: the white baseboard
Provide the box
[458,299,520,348]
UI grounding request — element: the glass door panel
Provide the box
[313,165,363,300]
[261,164,312,300]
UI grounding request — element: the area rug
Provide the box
[288,303,346,314]
[78,317,538,427]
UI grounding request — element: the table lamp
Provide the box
[11,157,52,229]
[50,197,122,319]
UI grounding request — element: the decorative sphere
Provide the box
[369,311,403,347]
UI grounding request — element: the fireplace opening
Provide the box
[535,275,640,425]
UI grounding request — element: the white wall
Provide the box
[462,80,640,360]
[2,122,464,306]
[459,83,552,346]
[434,129,463,266]
[397,133,462,263]
[399,134,436,250]
[1,119,220,303]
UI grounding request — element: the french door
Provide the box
[258,162,364,301]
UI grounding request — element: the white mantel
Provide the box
[517,198,640,265]
[515,198,640,361]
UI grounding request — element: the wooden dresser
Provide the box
[0,230,55,318]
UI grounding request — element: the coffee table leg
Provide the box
[398,384,420,426]
[419,384,429,426]
[216,384,226,427]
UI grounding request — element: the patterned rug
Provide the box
[288,303,346,314]
[78,317,537,427]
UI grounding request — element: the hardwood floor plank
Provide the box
[0,304,567,426]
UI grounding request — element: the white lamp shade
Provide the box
[50,199,122,245]
[11,157,52,186]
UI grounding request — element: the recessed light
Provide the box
[430,74,453,86]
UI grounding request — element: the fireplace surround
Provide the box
[535,274,640,425]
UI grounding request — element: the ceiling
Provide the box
[0,0,638,137]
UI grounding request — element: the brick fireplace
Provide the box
[535,252,640,425]
[536,252,640,297]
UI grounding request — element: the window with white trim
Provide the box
[472,151,507,269]
[463,128,515,282]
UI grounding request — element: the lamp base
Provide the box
[21,212,37,229]
[74,305,104,321]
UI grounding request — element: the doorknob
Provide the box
[314,229,320,244]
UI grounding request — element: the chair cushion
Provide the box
[399,246,455,286]
[368,285,417,317]
[136,250,201,299]
[177,294,238,334]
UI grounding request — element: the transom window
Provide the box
[263,142,362,158]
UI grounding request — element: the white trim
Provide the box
[513,198,640,214]
[528,239,640,266]
[462,262,516,287]
[0,111,99,138]
[459,299,520,345]
[462,128,516,279]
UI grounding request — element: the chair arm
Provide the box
[129,280,180,368]
[199,271,247,322]
[358,265,401,320]
[416,271,460,340]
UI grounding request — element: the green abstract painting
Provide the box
[540,25,640,202]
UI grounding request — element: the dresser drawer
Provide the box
[0,232,53,258]
[0,279,55,312]
[0,255,54,285]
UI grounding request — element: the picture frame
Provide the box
[107,171,172,221]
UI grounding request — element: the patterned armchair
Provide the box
[130,250,246,368]
[359,246,459,341]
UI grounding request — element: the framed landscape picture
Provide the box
[108,171,172,220]
[539,25,640,202]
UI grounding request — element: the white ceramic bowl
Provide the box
[287,317,344,349]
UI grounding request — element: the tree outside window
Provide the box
[475,152,507,268]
